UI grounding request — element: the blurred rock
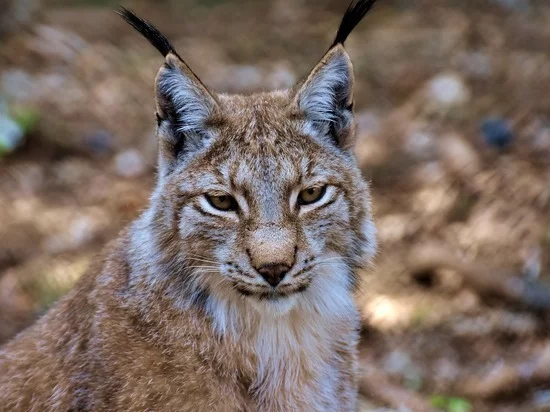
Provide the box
[481,118,514,149]
[84,129,115,156]
[404,125,437,161]
[439,133,481,178]
[427,73,470,110]
[114,149,147,179]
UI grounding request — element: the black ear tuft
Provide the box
[116,6,175,58]
[331,0,377,48]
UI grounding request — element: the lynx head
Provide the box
[121,1,377,322]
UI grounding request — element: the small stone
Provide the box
[85,130,114,156]
[481,118,514,149]
[114,149,147,178]
[404,127,437,160]
[428,73,470,108]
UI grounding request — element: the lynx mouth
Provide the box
[235,284,310,300]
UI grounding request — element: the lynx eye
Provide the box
[298,185,327,206]
[205,194,237,212]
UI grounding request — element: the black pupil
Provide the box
[308,189,316,195]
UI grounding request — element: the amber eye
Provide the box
[205,194,238,211]
[298,185,327,206]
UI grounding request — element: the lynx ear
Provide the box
[155,54,218,162]
[294,45,355,149]
[118,7,219,175]
[294,0,377,149]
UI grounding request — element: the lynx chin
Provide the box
[0,1,378,410]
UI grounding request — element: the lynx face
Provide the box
[122,9,376,319]
[162,92,375,314]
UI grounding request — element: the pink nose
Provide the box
[256,263,290,287]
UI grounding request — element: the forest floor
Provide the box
[1,0,550,410]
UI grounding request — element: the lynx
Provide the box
[0,1,377,410]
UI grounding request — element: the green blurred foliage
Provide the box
[431,395,473,412]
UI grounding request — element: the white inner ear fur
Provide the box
[157,66,215,135]
[296,48,353,126]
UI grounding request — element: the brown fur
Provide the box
[0,3,378,411]
[1,230,360,411]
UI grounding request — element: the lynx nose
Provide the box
[257,263,290,287]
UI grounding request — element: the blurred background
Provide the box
[1,0,550,410]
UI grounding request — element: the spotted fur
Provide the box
[0,1,378,411]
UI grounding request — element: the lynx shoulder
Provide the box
[0,1,378,411]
